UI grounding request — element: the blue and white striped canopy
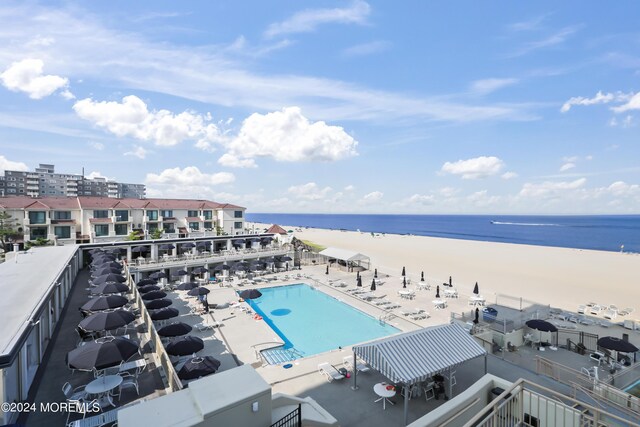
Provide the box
[354,323,486,385]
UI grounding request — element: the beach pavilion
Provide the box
[318,247,371,271]
[352,323,487,426]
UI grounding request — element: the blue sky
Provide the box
[0,1,639,214]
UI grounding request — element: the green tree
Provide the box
[124,231,143,241]
[150,228,163,240]
[215,225,225,236]
[0,210,18,250]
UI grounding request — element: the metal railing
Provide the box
[464,378,640,427]
[559,329,599,352]
[128,248,290,271]
[270,404,301,427]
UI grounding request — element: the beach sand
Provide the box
[252,223,640,315]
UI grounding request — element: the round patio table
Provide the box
[373,382,396,410]
[85,375,123,408]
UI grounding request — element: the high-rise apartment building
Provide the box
[0,163,145,198]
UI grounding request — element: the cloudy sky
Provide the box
[0,1,639,214]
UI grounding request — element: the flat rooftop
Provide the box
[0,245,78,356]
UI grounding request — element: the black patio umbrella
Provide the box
[370,279,376,291]
[79,310,135,332]
[436,285,440,299]
[158,243,175,250]
[166,336,204,356]
[193,266,209,274]
[150,271,167,279]
[401,266,406,276]
[403,276,407,289]
[232,238,245,245]
[92,267,123,277]
[356,271,360,279]
[80,295,128,312]
[67,337,139,371]
[421,271,425,282]
[374,268,378,278]
[279,256,293,262]
[138,284,161,294]
[88,248,104,254]
[157,322,192,337]
[181,242,196,249]
[525,319,558,332]
[449,276,453,287]
[213,265,230,271]
[474,308,480,324]
[175,269,189,275]
[177,281,199,291]
[178,356,221,380]
[137,278,157,287]
[473,282,479,295]
[597,337,639,353]
[131,246,148,253]
[262,257,275,263]
[92,256,116,264]
[231,263,247,271]
[105,247,125,254]
[239,289,262,300]
[91,261,121,270]
[196,241,211,248]
[188,287,210,296]
[92,273,126,284]
[91,283,130,295]
[357,276,362,287]
[141,290,168,301]
[150,307,180,321]
[144,298,173,310]
[325,265,329,275]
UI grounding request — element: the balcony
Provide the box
[25,217,50,226]
[112,215,131,223]
[144,215,160,223]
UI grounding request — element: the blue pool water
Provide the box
[244,284,399,356]
[624,379,640,397]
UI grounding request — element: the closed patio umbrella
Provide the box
[474,308,480,324]
[357,276,362,287]
[374,268,378,278]
[80,295,128,312]
[187,287,210,296]
[150,307,180,321]
[178,356,221,380]
[436,285,440,299]
[138,285,161,294]
[403,276,406,289]
[401,266,405,276]
[141,290,167,301]
[325,265,329,275]
[144,298,173,310]
[421,271,424,282]
[67,337,139,370]
[176,281,199,291]
[473,282,479,295]
[370,279,376,291]
[449,276,453,287]
[239,289,262,300]
[157,322,192,337]
[91,283,130,295]
[79,310,135,332]
[166,336,204,356]
[136,278,157,287]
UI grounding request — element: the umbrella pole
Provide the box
[351,350,358,390]
[403,386,409,426]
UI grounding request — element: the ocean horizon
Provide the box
[246,213,640,253]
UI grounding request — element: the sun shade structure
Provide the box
[187,287,210,296]
[597,336,639,353]
[178,356,221,380]
[166,336,204,356]
[67,337,139,371]
[157,322,192,337]
[353,323,487,425]
[144,298,173,310]
[91,283,130,295]
[137,278,157,287]
[319,247,370,270]
[150,307,180,321]
[80,295,128,312]
[138,285,161,294]
[141,290,167,301]
[176,281,199,291]
[79,310,136,332]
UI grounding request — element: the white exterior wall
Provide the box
[218,208,245,236]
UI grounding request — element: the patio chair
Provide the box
[343,355,370,373]
[66,399,99,426]
[590,351,605,365]
[62,382,88,402]
[118,371,140,397]
[410,312,429,320]
[318,363,345,382]
[423,381,435,401]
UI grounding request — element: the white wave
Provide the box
[491,221,561,227]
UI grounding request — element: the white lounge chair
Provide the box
[410,312,429,320]
[343,355,370,373]
[399,308,424,317]
[318,363,345,382]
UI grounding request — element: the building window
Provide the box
[162,223,175,233]
[94,210,109,218]
[147,223,158,231]
[204,221,212,229]
[30,227,47,240]
[29,211,46,224]
[234,210,243,218]
[54,226,71,239]
[189,222,199,230]
[234,221,243,229]
[53,211,71,220]
[161,210,173,218]
[203,210,212,220]
[188,210,199,217]
[114,224,128,235]
[115,210,129,222]
[146,210,158,220]
[95,224,109,237]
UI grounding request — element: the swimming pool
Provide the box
[624,379,640,398]
[245,284,399,357]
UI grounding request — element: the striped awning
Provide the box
[354,323,486,386]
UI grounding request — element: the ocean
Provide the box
[246,213,640,253]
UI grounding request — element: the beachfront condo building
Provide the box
[0,163,146,198]
[0,196,246,245]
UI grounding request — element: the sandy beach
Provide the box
[252,222,640,315]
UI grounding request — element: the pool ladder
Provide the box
[260,346,304,365]
[379,312,396,325]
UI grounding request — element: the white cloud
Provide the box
[86,171,106,180]
[611,92,640,113]
[0,58,69,99]
[73,95,224,147]
[344,185,355,192]
[508,15,548,32]
[124,145,148,159]
[342,41,391,57]
[519,178,587,198]
[361,191,383,203]
[441,156,505,179]
[0,156,28,174]
[470,78,519,95]
[287,182,332,200]
[467,190,501,207]
[407,194,435,205]
[560,91,627,113]
[223,106,358,164]
[146,166,234,186]
[88,142,104,151]
[605,181,640,197]
[439,187,459,197]
[559,162,576,172]
[264,0,370,38]
[60,89,75,100]
[511,25,582,57]
[501,171,518,180]
[217,153,257,168]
